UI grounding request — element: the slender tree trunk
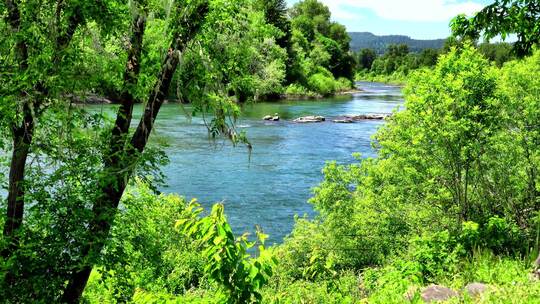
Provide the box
[61,3,210,300]
[2,0,83,257]
[60,44,180,304]
[2,0,31,257]
[2,104,33,254]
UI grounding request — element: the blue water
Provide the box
[147,82,403,244]
[0,82,401,244]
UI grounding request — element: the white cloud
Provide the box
[317,0,484,22]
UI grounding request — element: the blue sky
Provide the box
[286,0,493,39]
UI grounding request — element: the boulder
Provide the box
[293,116,325,123]
[532,253,540,280]
[344,113,390,121]
[263,113,280,121]
[420,285,458,303]
[333,119,354,123]
[464,282,488,297]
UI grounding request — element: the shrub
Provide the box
[284,83,315,97]
[482,217,526,255]
[335,77,353,92]
[307,73,336,96]
[179,203,276,303]
[83,182,205,302]
[408,231,464,281]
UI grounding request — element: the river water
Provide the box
[0,82,401,244]
[147,82,403,244]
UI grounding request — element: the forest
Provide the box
[1,0,539,303]
[354,41,516,84]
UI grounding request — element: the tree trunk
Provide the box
[2,0,31,257]
[2,105,33,255]
[60,44,180,304]
[2,0,83,258]
[60,3,209,300]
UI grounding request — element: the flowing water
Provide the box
[1,82,402,244]
[148,82,403,244]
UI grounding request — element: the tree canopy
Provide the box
[451,0,540,56]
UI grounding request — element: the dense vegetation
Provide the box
[349,32,446,54]
[1,0,539,303]
[80,45,540,304]
[355,41,516,84]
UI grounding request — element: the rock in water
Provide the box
[420,285,458,303]
[293,116,325,123]
[344,114,390,120]
[263,114,280,121]
[333,119,354,123]
[464,283,488,297]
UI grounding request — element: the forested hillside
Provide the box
[349,32,446,54]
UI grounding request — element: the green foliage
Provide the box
[261,271,361,304]
[307,73,336,96]
[284,83,316,98]
[355,44,439,83]
[451,0,540,57]
[408,231,464,281]
[179,203,276,303]
[287,0,354,89]
[83,182,205,302]
[276,47,540,301]
[361,251,540,304]
[478,42,515,67]
[356,48,377,71]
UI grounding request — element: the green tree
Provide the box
[357,48,377,71]
[286,0,354,94]
[451,0,540,57]
[418,48,439,67]
[478,42,515,67]
[1,0,122,260]
[0,0,240,301]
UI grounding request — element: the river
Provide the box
[0,82,402,244]
[144,81,404,244]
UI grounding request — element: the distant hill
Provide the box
[349,32,446,54]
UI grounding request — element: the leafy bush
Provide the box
[361,251,539,304]
[482,217,526,255]
[408,231,464,281]
[335,77,353,92]
[262,271,361,304]
[284,83,317,98]
[83,182,205,302]
[307,73,336,96]
[274,47,540,298]
[179,203,276,303]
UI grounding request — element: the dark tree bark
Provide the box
[2,0,31,256]
[2,0,84,258]
[2,104,33,248]
[61,4,209,301]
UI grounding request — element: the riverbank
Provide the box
[355,71,408,85]
[72,88,364,104]
[282,87,363,100]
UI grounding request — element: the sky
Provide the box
[286,0,493,40]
